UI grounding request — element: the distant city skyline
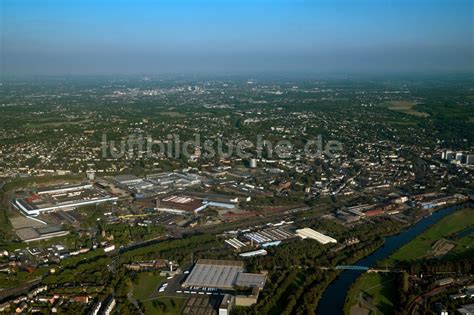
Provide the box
[1,0,473,75]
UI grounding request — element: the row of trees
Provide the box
[234,226,388,314]
[402,257,474,276]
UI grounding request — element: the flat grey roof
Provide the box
[16,227,40,241]
[114,174,141,183]
[235,272,267,288]
[183,259,244,289]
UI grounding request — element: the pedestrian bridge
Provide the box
[318,265,401,273]
[335,265,369,271]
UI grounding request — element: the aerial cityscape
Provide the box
[1,1,473,315]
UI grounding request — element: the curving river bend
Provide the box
[316,203,470,315]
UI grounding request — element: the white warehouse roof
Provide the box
[296,228,337,244]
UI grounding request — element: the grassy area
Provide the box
[142,297,187,315]
[121,233,217,262]
[2,174,85,193]
[385,208,474,265]
[25,119,92,129]
[449,232,474,259]
[385,100,429,117]
[0,206,13,243]
[158,111,186,117]
[132,272,165,300]
[344,273,396,315]
[345,208,473,314]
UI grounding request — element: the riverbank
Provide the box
[316,202,471,315]
[343,207,473,314]
[386,207,474,265]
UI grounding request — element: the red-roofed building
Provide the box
[156,195,207,214]
[365,209,384,217]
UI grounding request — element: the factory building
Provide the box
[13,184,118,216]
[243,227,294,245]
[466,154,474,165]
[156,195,207,215]
[183,259,245,290]
[182,259,266,291]
[225,238,246,250]
[183,192,239,209]
[239,249,268,257]
[296,228,337,244]
[156,192,239,215]
[114,172,202,198]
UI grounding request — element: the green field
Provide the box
[158,111,186,117]
[385,208,474,265]
[132,272,165,300]
[450,231,474,258]
[344,273,396,315]
[25,118,92,129]
[345,208,473,314]
[0,207,12,243]
[385,100,429,117]
[131,272,186,314]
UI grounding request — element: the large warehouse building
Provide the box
[182,259,266,290]
[296,228,337,244]
[13,183,118,216]
[156,195,208,214]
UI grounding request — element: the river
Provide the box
[316,202,470,315]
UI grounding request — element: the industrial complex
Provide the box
[180,259,267,312]
[182,259,266,292]
[243,226,295,246]
[156,195,208,215]
[113,172,202,198]
[13,183,118,216]
[296,227,338,244]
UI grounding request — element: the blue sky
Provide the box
[1,0,472,75]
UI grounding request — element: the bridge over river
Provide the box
[316,202,470,315]
[318,265,403,273]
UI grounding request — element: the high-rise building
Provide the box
[445,150,455,161]
[86,170,96,181]
[466,154,474,165]
[249,158,257,168]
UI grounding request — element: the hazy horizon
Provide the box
[1,0,473,75]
